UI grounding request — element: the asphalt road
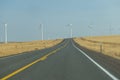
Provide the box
[0,39,119,80]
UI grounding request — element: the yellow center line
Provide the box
[0,41,68,80]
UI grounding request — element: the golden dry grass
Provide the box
[0,39,63,57]
[74,35,120,60]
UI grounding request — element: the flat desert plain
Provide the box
[0,39,63,57]
[74,35,120,60]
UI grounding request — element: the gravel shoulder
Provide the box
[74,41,120,79]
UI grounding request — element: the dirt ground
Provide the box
[0,39,63,57]
[74,36,120,60]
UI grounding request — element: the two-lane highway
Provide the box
[0,39,119,80]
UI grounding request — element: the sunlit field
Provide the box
[74,35,120,60]
[0,39,63,57]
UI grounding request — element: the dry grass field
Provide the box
[0,39,63,57]
[74,35,120,60]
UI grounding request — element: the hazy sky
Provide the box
[0,0,120,41]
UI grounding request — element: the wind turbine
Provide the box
[5,23,8,43]
[68,24,73,38]
[40,24,44,40]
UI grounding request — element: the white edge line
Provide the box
[71,40,119,80]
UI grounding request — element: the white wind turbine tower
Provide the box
[68,24,73,38]
[5,23,8,44]
[40,24,44,40]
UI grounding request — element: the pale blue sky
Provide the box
[0,0,120,41]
